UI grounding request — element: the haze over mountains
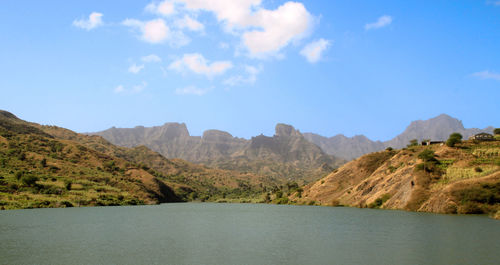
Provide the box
[306,114,494,160]
[93,114,494,162]
[93,123,342,182]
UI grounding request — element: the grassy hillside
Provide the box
[0,117,180,209]
[0,110,283,209]
[292,140,500,219]
[39,124,280,202]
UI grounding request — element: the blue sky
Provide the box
[0,0,499,141]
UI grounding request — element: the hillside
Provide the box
[92,123,344,182]
[0,110,277,209]
[293,140,500,218]
[304,114,494,160]
[0,110,180,209]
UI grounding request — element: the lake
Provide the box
[0,203,499,265]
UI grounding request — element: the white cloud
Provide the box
[128,63,145,74]
[175,15,204,31]
[223,64,262,86]
[365,15,392,30]
[73,12,103,30]
[300,39,330,63]
[145,0,176,16]
[141,54,162,63]
[169,53,233,78]
[114,85,125,93]
[471,70,500,81]
[241,2,313,58]
[123,18,189,46]
[177,0,313,58]
[175,86,211,96]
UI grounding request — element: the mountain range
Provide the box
[93,114,494,162]
[305,114,494,160]
[92,123,343,182]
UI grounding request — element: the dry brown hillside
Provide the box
[294,141,500,219]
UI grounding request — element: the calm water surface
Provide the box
[0,203,499,265]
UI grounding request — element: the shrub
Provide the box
[17,152,26,161]
[15,171,23,180]
[64,180,72,190]
[21,175,39,186]
[494,128,500,135]
[474,167,483,173]
[275,197,289,204]
[331,199,342,207]
[60,201,74,207]
[40,158,47,167]
[446,133,463,147]
[458,202,484,214]
[386,147,393,151]
[368,194,391,209]
[103,161,119,172]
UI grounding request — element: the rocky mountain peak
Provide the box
[275,123,301,137]
[156,122,190,139]
[202,130,234,141]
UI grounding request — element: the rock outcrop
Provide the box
[92,123,343,182]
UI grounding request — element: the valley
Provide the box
[1,110,498,219]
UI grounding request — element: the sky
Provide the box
[0,0,499,141]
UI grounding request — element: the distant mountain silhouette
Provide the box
[92,123,343,182]
[304,114,494,160]
[303,133,385,161]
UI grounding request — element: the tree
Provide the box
[446,133,463,147]
[418,149,438,172]
[494,128,500,135]
[418,149,437,162]
[40,158,47,167]
[407,139,419,147]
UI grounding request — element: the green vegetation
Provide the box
[415,149,443,175]
[452,182,500,214]
[0,112,186,209]
[439,166,498,184]
[368,194,391,209]
[446,132,463,147]
[407,139,419,147]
